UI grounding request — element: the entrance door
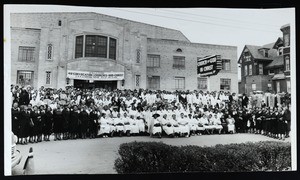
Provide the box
[73,79,117,90]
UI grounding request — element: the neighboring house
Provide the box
[238,24,290,95]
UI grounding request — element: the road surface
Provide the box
[11,133,290,175]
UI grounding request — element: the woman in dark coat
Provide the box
[69,105,80,139]
[277,107,286,140]
[29,106,39,143]
[89,107,98,139]
[265,108,272,136]
[19,105,30,144]
[79,106,89,139]
[19,89,30,106]
[53,104,64,140]
[62,106,71,140]
[38,105,46,142]
[43,106,53,141]
[12,102,20,140]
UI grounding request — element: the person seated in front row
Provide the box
[161,114,174,138]
[226,114,236,134]
[151,113,162,138]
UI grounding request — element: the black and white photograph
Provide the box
[3,4,296,176]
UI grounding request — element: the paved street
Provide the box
[12,134,290,175]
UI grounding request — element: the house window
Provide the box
[220,78,231,90]
[285,56,290,71]
[284,34,290,47]
[136,49,141,63]
[244,65,248,76]
[249,64,252,75]
[18,46,35,62]
[147,54,160,67]
[47,44,53,60]
[252,83,256,91]
[109,38,117,60]
[173,56,185,69]
[244,51,251,61]
[264,50,269,57]
[85,35,107,58]
[287,80,291,93]
[174,77,185,89]
[17,71,34,86]
[46,71,51,85]
[269,69,275,75]
[259,64,263,75]
[278,47,283,56]
[75,35,84,58]
[276,81,280,93]
[222,59,231,71]
[197,77,207,90]
[148,76,160,90]
[135,75,140,87]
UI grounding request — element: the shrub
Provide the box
[114,141,291,173]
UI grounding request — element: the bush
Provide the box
[114,141,291,173]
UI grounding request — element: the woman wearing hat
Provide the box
[226,114,236,134]
[178,113,190,137]
[79,105,89,139]
[129,115,139,136]
[89,106,98,139]
[43,106,53,141]
[98,113,110,138]
[114,113,125,137]
[150,113,162,138]
[161,114,174,137]
[53,104,64,140]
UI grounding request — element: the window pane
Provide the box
[17,71,34,86]
[109,38,117,60]
[147,55,160,67]
[148,76,160,89]
[220,78,231,90]
[46,71,51,84]
[18,46,35,62]
[173,56,185,69]
[75,36,83,58]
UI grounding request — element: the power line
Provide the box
[158,9,280,28]
[111,8,280,34]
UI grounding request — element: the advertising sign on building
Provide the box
[67,70,124,81]
[197,55,222,77]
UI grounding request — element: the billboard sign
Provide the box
[197,55,222,77]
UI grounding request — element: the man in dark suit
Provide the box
[242,93,249,108]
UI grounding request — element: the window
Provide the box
[109,38,117,60]
[259,64,263,75]
[249,64,252,75]
[18,46,35,62]
[75,35,117,60]
[244,51,251,61]
[147,54,160,67]
[287,81,291,93]
[173,56,185,69]
[285,56,290,71]
[136,49,141,63]
[17,71,34,86]
[269,69,275,75]
[252,83,256,91]
[278,47,283,56]
[222,59,231,71]
[148,76,160,90]
[244,65,248,76]
[135,75,140,87]
[75,36,84,58]
[264,50,269,57]
[175,77,185,89]
[284,34,290,47]
[197,77,207,90]
[85,35,107,58]
[220,78,231,90]
[276,81,280,93]
[46,71,51,85]
[47,44,53,60]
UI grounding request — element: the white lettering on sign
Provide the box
[67,70,124,81]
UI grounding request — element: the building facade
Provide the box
[11,12,238,92]
[238,24,290,95]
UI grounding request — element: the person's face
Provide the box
[13,102,18,108]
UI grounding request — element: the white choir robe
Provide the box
[123,117,131,132]
[178,117,190,134]
[195,118,205,131]
[98,117,111,135]
[161,118,174,135]
[129,118,140,134]
[187,117,197,131]
[108,118,116,132]
[136,118,145,132]
[151,118,162,134]
[114,118,125,132]
[212,117,223,130]
[171,119,181,133]
[227,118,235,132]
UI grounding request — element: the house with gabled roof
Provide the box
[238,24,291,95]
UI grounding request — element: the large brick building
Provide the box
[238,24,291,95]
[11,12,238,92]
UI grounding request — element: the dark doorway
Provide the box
[73,80,117,90]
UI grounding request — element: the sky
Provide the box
[4,5,295,79]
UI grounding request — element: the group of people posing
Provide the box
[11,84,291,144]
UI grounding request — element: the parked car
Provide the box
[11,132,22,169]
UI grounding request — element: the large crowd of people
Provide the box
[11,84,291,145]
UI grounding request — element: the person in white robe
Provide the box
[150,113,162,138]
[187,114,197,136]
[178,113,190,137]
[114,113,125,136]
[122,113,131,136]
[195,114,205,135]
[212,114,223,134]
[161,114,174,137]
[170,114,180,137]
[129,115,139,135]
[98,113,111,137]
[226,114,236,133]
